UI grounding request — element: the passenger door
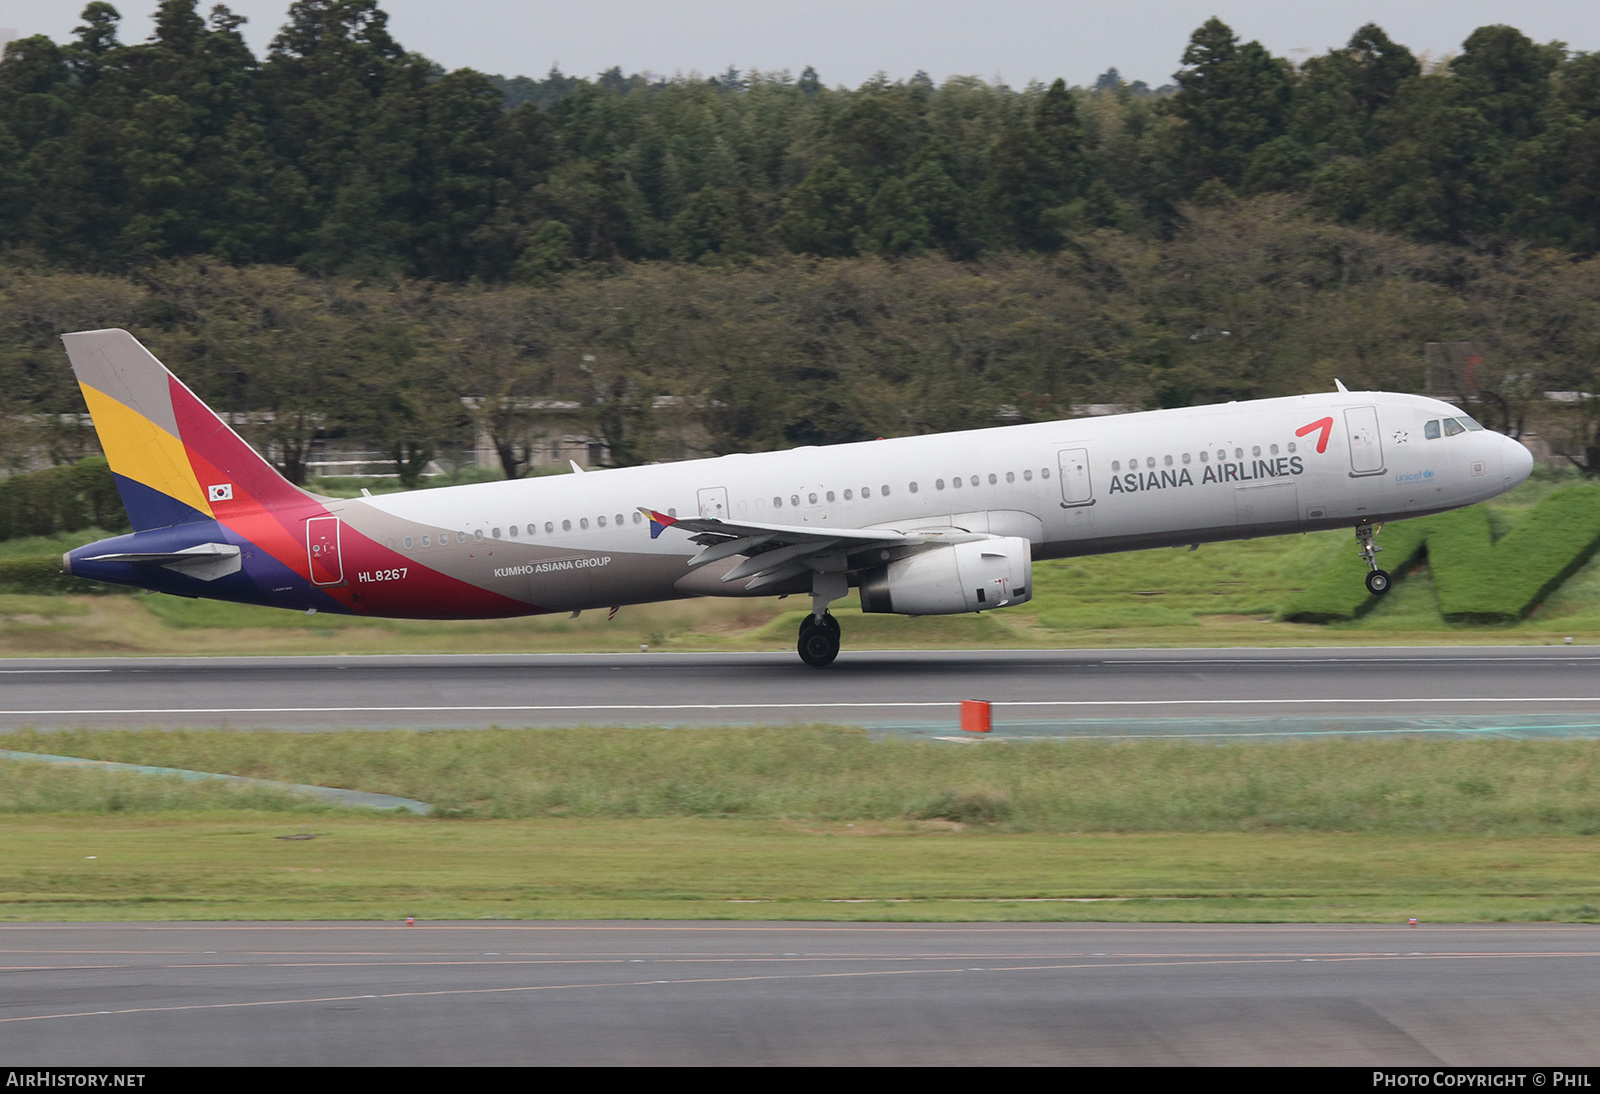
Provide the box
[1057,448,1094,506]
[306,515,344,586]
[1345,407,1386,476]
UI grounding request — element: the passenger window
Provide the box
[909,482,919,493]
[936,479,945,490]
[545,522,554,533]
[825,491,834,502]
[1425,420,1441,439]
[492,528,501,539]
[1041,468,1050,478]
[1287,442,1296,453]
[1112,461,1121,471]
[988,474,997,484]
[527,524,536,535]
[508,526,517,538]
[1164,455,1173,467]
[616,514,624,525]
[561,520,571,531]
[773,497,782,507]
[881,485,890,495]
[1251,446,1260,457]
[579,518,589,529]
[1234,448,1243,459]
[631,512,641,523]
[404,536,413,549]
[421,535,430,547]
[844,489,853,500]
[971,476,978,487]
[1269,444,1278,456]
[1145,458,1154,469]
[597,516,606,527]
[808,493,817,504]
[790,495,799,507]
[1443,418,1465,437]
[1023,470,1033,481]
[474,530,484,541]
[1181,453,1190,464]
[952,476,962,488]
[1006,472,1015,483]
[862,486,871,497]
[457,531,466,543]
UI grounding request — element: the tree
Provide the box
[773,156,865,256]
[985,78,1087,250]
[1170,18,1296,190]
[428,286,552,479]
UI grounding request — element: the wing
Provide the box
[638,507,983,591]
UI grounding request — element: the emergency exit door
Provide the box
[697,487,729,520]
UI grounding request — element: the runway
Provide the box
[3,921,1598,1065]
[1,646,1599,735]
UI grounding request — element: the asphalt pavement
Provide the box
[3,921,1598,1065]
[1,646,1598,735]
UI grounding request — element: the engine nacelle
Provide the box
[858,536,1033,615]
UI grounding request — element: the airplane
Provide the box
[59,328,1535,667]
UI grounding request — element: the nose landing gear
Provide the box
[1356,522,1392,596]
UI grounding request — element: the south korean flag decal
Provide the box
[208,483,234,502]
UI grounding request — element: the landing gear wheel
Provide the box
[798,614,841,668]
[1365,568,1392,596]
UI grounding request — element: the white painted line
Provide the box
[4,697,1600,716]
[1104,657,1600,666]
[0,670,112,674]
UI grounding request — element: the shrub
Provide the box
[0,458,128,542]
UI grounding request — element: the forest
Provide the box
[2,0,1598,480]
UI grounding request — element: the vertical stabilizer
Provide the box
[61,328,311,531]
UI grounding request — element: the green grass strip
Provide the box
[8,727,1600,835]
[4,818,1598,923]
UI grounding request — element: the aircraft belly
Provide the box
[485,549,686,612]
[674,557,810,598]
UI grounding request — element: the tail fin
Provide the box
[61,329,311,532]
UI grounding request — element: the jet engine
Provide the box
[858,536,1033,615]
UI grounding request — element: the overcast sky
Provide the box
[3,1,1594,89]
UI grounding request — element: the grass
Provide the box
[3,817,1597,922]
[6,727,1600,922]
[8,727,1600,835]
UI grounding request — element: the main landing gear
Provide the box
[798,612,841,668]
[1356,522,1392,596]
[798,570,848,668]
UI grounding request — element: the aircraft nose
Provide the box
[1503,435,1534,488]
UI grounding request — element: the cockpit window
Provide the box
[1424,420,1441,440]
[1459,414,1485,431]
[1443,418,1466,437]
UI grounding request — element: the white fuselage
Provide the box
[343,389,1532,614]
